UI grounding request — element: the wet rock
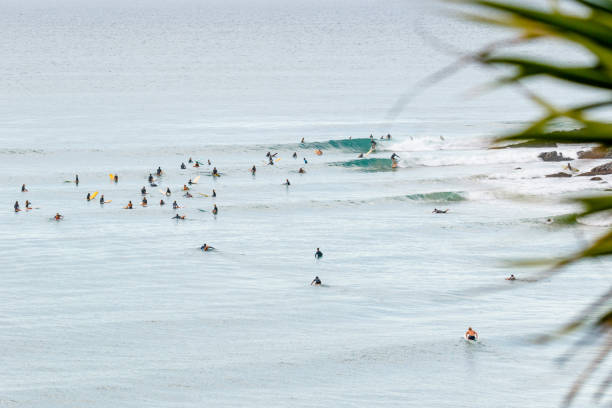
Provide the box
[546,172,572,178]
[538,151,573,162]
[577,162,612,177]
[590,177,603,181]
[577,147,612,159]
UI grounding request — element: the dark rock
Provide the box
[577,147,612,159]
[538,151,573,162]
[491,140,557,149]
[546,172,572,178]
[590,177,603,181]
[577,161,612,177]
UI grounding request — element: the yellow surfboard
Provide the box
[109,174,114,181]
[193,175,201,184]
[90,191,99,200]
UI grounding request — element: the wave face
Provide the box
[403,191,467,202]
[270,138,378,153]
[330,157,393,171]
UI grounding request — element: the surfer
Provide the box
[251,165,256,175]
[315,248,323,259]
[148,174,154,183]
[166,187,171,196]
[181,163,187,169]
[357,153,364,158]
[160,199,165,206]
[99,195,105,204]
[114,174,118,183]
[86,193,91,201]
[75,175,79,185]
[212,167,219,176]
[212,204,218,215]
[156,167,162,176]
[141,186,147,195]
[172,214,186,220]
[371,140,377,150]
[142,197,148,206]
[21,184,27,192]
[390,153,400,160]
[25,200,31,209]
[183,184,189,191]
[506,274,516,281]
[301,137,305,143]
[172,201,179,209]
[311,276,322,286]
[200,243,213,251]
[54,213,63,221]
[298,168,305,174]
[14,201,20,212]
[185,192,193,198]
[304,158,308,164]
[212,189,217,198]
[188,158,193,163]
[387,134,391,140]
[283,179,291,186]
[126,201,133,209]
[207,159,211,165]
[293,152,297,158]
[194,162,200,168]
[188,179,193,185]
[315,149,323,156]
[432,208,449,214]
[268,157,274,165]
[465,327,478,341]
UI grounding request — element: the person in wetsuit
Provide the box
[188,157,193,163]
[200,243,213,251]
[148,174,154,183]
[390,153,400,160]
[268,157,274,165]
[75,175,79,185]
[21,184,27,192]
[86,193,91,201]
[311,276,322,286]
[160,199,165,206]
[172,214,185,219]
[212,167,219,176]
[172,200,179,209]
[126,201,133,209]
[114,174,118,183]
[183,184,189,191]
[156,167,162,176]
[181,163,187,169]
[212,189,217,198]
[185,192,193,198]
[142,197,148,206]
[293,152,297,158]
[432,208,449,214]
[212,204,218,215]
[283,179,290,186]
[14,201,20,212]
[188,179,193,185]
[99,195,105,204]
[141,186,147,195]
[303,158,308,164]
[25,200,31,209]
[166,187,171,196]
[315,248,323,259]
[251,165,256,175]
[54,213,63,221]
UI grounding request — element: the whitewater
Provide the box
[0,0,610,407]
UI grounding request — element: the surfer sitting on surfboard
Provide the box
[14,201,20,212]
[506,274,516,281]
[172,201,179,209]
[298,168,305,174]
[212,204,218,215]
[311,276,322,286]
[160,199,165,206]
[21,184,28,192]
[54,213,63,221]
[148,174,154,183]
[315,248,323,259]
[25,200,31,209]
[465,327,478,341]
[100,195,105,204]
[200,243,213,251]
[156,167,162,176]
[181,163,187,169]
[212,167,219,177]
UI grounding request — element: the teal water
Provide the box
[1,1,610,407]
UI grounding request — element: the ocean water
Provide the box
[1,1,611,407]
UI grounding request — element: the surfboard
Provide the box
[198,209,208,212]
[90,192,99,200]
[193,176,201,184]
[104,200,112,204]
[198,193,209,197]
[276,158,281,162]
[364,147,373,157]
[141,203,147,207]
[109,174,114,181]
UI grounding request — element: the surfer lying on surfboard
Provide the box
[200,243,214,251]
[432,208,449,214]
